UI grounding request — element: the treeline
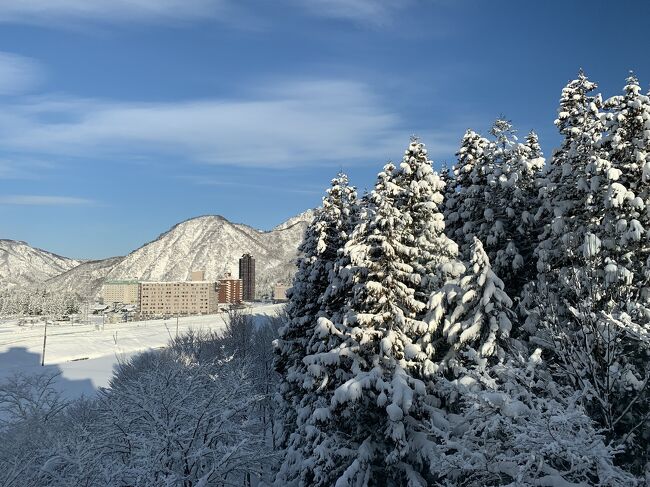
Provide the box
[274,71,650,485]
[0,288,80,318]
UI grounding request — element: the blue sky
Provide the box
[0,0,648,259]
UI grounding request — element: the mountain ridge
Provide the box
[1,211,312,299]
[0,239,81,290]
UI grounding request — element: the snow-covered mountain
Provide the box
[29,212,312,299]
[0,239,81,290]
[46,257,125,298]
[271,209,315,232]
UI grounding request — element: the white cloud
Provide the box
[0,158,50,179]
[0,79,458,168]
[0,195,94,206]
[0,0,415,26]
[0,0,231,25]
[296,0,412,24]
[0,52,43,95]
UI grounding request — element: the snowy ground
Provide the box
[0,304,283,400]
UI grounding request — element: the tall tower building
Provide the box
[239,253,256,301]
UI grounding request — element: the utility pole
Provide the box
[176,314,179,337]
[41,320,48,367]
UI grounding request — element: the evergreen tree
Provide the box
[425,240,635,486]
[444,129,490,250]
[532,71,607,311]
[286,140,462,486]
[524,129,543,159]
[425,237,514,372]
[507,129,546,294]
[274,173,357,463]
[599,74,650,322]
[487,121,544,295]
[447,121,543,299]
[392,139,462,297]
[591,73,650,473]
[527,72,650,477]
[439,162,452,200]
[428,348,637,487]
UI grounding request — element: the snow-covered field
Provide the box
[0,304,283,399]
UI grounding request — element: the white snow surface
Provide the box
[0,304,283,399]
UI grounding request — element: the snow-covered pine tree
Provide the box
[424,239,637,486]
[290,140,463,486]
[274,165,395,487]
[599,73,650,322]
[439,161,455,231]
[527,72,650,477]
[505,129,546,295]
[438,162,456,201]
[275,172,384,487]
[428,346,638,487]
[590,73,650,473]
[274,173,357,457]
[425,237,514,373]
[444,129,490,251]
[487,122,544,296]
[392,138,462,298]
[524,129,543,159]
[464,118,520,281]
[447,121,543,299]
[532,70,607,312]
[521,131,544,230]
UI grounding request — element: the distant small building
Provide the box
[191,270,206,281]
[239,253,256,301]
[102,280,140,305]
[92,304,110,315]
[273,283,290,303]
[218,273,243,304]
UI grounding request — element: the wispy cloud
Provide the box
[0,195,94,206]
[0,0,232,25]
[0,52,43,95]
[0,157,54,179]
[0,79,457,168]
[0,0,416,27]
[295,0,413,25]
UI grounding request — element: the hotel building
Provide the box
[218,273,243,304]
[139,271,219,318]
[102,280,140,305]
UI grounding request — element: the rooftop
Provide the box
[140,280,216,285]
